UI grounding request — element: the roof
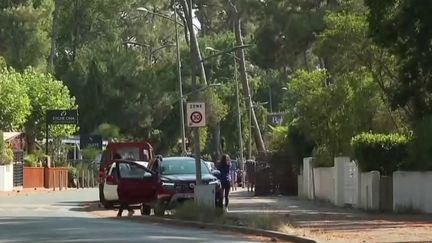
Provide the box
[163,156,201,161]
[3,132,23,141]
[162,156,195,160]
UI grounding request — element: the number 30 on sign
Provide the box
[186,102,206,127]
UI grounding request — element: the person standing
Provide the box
[217,154,231,210]
[116,163,134,217]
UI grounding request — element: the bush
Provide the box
[24,151,46,167]
[351,133,409,175]
[173,201,223,223]
[0,132,14,166]
[0,147,14,165]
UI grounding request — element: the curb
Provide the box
[130,215,316,243]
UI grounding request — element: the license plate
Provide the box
[177,193,194,199]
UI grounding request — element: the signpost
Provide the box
[80,135,102,150]
[267,113,284,126]
[47,110,78,125]
[186,102,205,186]
[46,109,78,157]
[186,102,206,127]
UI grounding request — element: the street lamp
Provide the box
[137,7,186,155]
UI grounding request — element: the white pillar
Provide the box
[334,157,349,207]
[303,157,314,200]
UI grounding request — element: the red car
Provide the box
[104,159,161,215]
[99,142,154,208]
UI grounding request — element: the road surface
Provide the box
[0,188,255,242]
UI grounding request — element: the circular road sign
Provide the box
[190,111,203,124]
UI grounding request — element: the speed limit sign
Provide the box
[186,102,206,127]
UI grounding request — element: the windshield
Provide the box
[161,158,210,175]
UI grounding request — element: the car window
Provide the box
[119,163,152,179]
[114,148,140,160]
[161,158,210,175]
[108,163,117,176]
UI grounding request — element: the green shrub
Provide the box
[351,133,409,175]
[24,151,46,167]
[81,148,101,161]
[0,146,14,165]
[173,201,224,223]
[0,131,14,166]
[312,145,334,167]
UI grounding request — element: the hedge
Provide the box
[351,133,409,175]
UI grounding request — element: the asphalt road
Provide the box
[0,188,255,243]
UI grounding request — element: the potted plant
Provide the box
[0,131,14,191]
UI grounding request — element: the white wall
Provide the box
[393,171,432,213]
[313,167,335,203]
[334,157,350,206]
[359,171,380,210]
[0,164,13,191]
[298,157,382,210]
[302,157,314,200]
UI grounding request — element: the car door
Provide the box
[103,163,119,201]
[117,162,158,204]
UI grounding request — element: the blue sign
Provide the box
[267,114,283,126]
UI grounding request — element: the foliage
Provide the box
[24,151,46,167]
[405,116,432,171]
[0,0,53,71]
[0,131,14,165]
[95,123,120,141]
[81,148,101,162]
[251,0,329,70]
[173,200,223,222]
[18,68,76,152]
[365,0,432,121]
[0,68,31,130]
[283,68,385,166]
[0,146,14,166]
[67,165,77,179]
[351,133,409,175]
[267,124,313,194]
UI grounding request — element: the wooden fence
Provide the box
[23,167,68,189]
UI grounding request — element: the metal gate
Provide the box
[344,160,357,205]
[13,151,24,187]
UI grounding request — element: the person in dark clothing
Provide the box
[112,153,134,217]
[116,163,134,217]
[217,154,231,209]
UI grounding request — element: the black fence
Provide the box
[13,151,24,187]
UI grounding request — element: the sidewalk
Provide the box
[228,188,432,243]
[0,187,75,197]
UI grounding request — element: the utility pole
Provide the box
[234,51,245,187]
[229,1,266,156]
[174,8,187,155]
[180,0,204,185]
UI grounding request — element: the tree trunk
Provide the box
[178,0,207,86]
[25,131,36,154]
[179,0,225,161]
[230,3,266,156]
[49,0,61,74]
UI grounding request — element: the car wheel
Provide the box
[140,204,151,216]
[154,201,166,216]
